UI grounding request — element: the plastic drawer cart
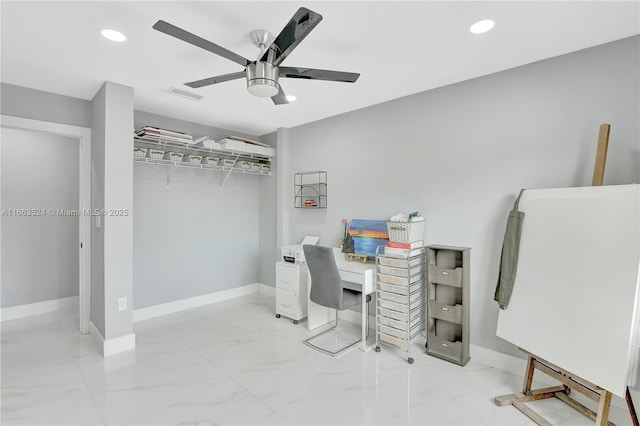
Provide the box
[374,246,427,363]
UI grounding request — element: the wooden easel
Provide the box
[494,350,615,425]
[347,253,368,263]
[494,124,639,425]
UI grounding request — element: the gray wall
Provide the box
[133,112,268,308]
[281,35,640,356]
[1,127,79,307]
[258,131,278,287]
[1,83,91,128]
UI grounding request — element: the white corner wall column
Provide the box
[90,81,135,356]
[0,115,91,333]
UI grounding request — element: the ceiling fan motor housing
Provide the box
[246,62,279,97]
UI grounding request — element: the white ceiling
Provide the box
[1,1,638,136]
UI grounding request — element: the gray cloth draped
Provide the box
[494,189,525,309]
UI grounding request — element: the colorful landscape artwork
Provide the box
[348,219,389,259]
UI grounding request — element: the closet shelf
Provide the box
[133,157,271,176]
[134,136,272,162]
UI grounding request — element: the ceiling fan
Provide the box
[153,7,360,105]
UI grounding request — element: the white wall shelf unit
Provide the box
[133,136,272,189]
[294,171,327,208]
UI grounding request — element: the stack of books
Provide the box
[135,126,193,144]
[384,240,424,257]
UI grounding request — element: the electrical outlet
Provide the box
[118,297,127,311]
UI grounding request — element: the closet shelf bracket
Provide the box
[166,163,179,188]
[219,153,241,190]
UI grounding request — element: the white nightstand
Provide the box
[275,261,308,325]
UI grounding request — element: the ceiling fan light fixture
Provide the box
[247,80,279,97]
[246,62,280,97]
[101,28,127,42]
[469,19,496,34]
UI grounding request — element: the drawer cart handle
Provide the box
[282,280,290,284]
[441,306,449,311]
[441,343,449,347]
[441,271,449,275]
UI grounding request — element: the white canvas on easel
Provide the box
[496,184,640,398]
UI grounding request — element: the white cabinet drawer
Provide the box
[276,263,298,292]
[340,270,363,284]
[276,288,298,317]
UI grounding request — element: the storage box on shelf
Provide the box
[133,147,147,158]
[163,151,184,162]
[387,220,426,243]
[183,154,202,164]
[375,246,427,364]
[425,245,470,366]
[294,171,327,208]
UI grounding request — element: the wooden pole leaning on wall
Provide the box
[592,123,611,186]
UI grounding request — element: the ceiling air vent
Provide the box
[168,87,204,101]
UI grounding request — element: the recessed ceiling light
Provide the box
[101,29,127,42]
[469,19,495,34]
[286,95,297,102]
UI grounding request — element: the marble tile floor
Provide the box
[1,293,633,425]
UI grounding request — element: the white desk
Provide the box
[307,247,376,352]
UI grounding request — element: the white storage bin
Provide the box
[261,163,271,172]
[387,220,426,243]
[183,154,202,164]
[202,156,219,166]
[133,147,147,158]
[163,151,184,161]
[238,160,251,169]
[250,162,261,171]
[221,159,236,168]
[148,149,165,159]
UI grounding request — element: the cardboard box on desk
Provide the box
[203,138,275,157]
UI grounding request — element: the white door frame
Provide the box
[0,115,92,334]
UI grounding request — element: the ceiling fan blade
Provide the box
[185,71,246,89]
[271,85,289,105]
[260,8,323,66]
[279,67,360,83]
[153,20,249,67]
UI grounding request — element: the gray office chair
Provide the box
[303,245,370,357]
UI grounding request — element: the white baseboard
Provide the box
[133,283,259,322]
[88,320,104,350]
[88,320,136,357]
[470,343,528,377]
[257,283,275,296]
[0,296,78,321]
[104,333,136,357]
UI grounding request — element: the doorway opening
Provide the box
[0,115,91,333]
